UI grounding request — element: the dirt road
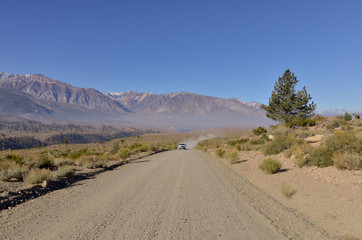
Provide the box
[0,150,328,239]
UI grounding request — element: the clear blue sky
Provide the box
[0,0,361,111]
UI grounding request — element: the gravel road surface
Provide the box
[0,150,328,239]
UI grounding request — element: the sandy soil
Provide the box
[0,150,328,239]
[211,150,362,239]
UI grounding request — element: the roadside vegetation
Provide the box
[0,132,180,184]
[196,70,361,172]
[196,114,361,171]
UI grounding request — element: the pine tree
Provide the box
[261,69,316,125]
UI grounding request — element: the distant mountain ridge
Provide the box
[0,72,129,113]
[107,91,263,117]
[0,71,271,128]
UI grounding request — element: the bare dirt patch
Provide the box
[210,149,362,239]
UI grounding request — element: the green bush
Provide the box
[250,138,266,145]
[263,135,302,155]
[333,152,361,170]
[68,148,88,160]
[259,158,282,174]
[5,154,24,166]
[118,147,131,160]
[284,117,316,128]
[228,138,249,146]
[252,127,267,136]
[215,148,226,158]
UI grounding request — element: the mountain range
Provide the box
[0,71,271,129]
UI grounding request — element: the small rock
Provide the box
[268,135,274,140]
[41,180,48,188]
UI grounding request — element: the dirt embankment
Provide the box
[210,149,362,239]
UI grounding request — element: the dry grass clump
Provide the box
[23,169,50,184]
[259,158,282,174]
[0,165,28,181]
[292,148,308,168]
[26,154,55,169]
[76,155,106,169]
[333,152,362,170]
[226,150,239,164]
[50,166,75,179]
[281,182,296,198]
[54,158,74,167]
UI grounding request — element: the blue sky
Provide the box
[0,0,361,111]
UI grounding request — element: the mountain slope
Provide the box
[107,91,264,117]
[0,72,130,113]
[0,71,271,127]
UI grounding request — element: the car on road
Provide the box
[178,143,187,150]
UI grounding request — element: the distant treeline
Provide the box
[0,118,157,150]
[1,129,154,151]
[1,136,44,150]
[0,120,115,133]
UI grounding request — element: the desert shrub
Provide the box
[118,147,131,160]
[325,131,359,153]
[0,166,28,181]
[68,148,88,160]
[263,135,302,155]
[109,143,120,154]
[50,167,75,179]
[259,158,282,174]
[332,152,362,170]
[5,154,24,166]
[293,148,307,168]
[27,154,54,169]
[241,143,253,151]
[215,148,226,158]
[227,150,238,164]
[228,138,249,146]
[281,182,295,198]
[76,155,106,169]
[250,138,266,145]
[252,127,267,136]
[307,146,334,167]
[313,115,328,123]
[326,119,346,130]
[285,117,316,128]
[137,142,151,152]
[54,158,74,167]
[23,169,50,184]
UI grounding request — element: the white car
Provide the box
[178,143,187,150]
